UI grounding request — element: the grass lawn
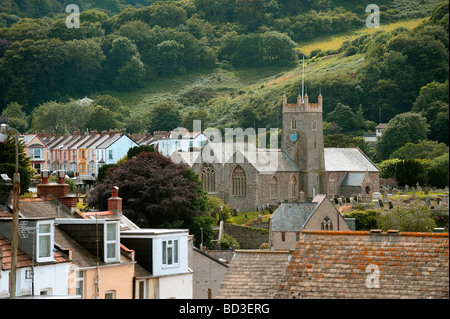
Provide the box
[227,211,272,226]
[297,18,426,55]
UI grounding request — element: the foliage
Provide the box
[126,145,155,159]
[376,112,429,161]
[48,175,76,192]
[206,195,232,223]
[1,102,29,132]
[378,158,402,179]
[430,210,449,232]
[0,163,30,195]
[148,101,182,132]
[326,103,365,132]
[390,140,449,160]
[96,163,116,183]
[218,233,240,249]
[377,203,437,232]
[88,152,207,228]
[394,159,427,187]
[189,215,216,249]
[343,209,380,231]
[427,167,449,188]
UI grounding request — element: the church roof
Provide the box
[324,148,378,172]
[341,172,366,187]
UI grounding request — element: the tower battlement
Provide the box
[282,94,323,113]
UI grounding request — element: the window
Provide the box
[162,239,179,266]
[321,216,333,230]
[270,176,278,200]
[108,149,113,159]
[289,176,297,199]
[76,271,84,298]
[313,120,317,130]
[281,232,286,242]
[291,119,296,129]
[32,148,42,159]
[81,150,85,159]
[231,165,246,196]
[328,174,336,197]
[296,232,300,241]
[138,281,146,299]
[37,221,53,262]
[201,163,215,193]
[105,291,115,299]
[105,222,119,262]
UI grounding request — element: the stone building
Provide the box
[173,93,379,212]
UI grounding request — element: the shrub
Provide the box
[343,210,380,230]
[218,234,240,249]
[377,203,436,232]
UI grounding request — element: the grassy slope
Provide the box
[105,17,426,124]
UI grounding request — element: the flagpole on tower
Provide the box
[301,55,305,103]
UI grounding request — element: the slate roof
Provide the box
[216,250,292,299]
[276,230,449,299]
[324,148,379,172]
[270,202,317,232]
[19,198,76,219]
[341,172,366,187]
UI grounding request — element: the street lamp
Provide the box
[0,123,20,299]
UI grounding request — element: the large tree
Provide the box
[87,152,207,228]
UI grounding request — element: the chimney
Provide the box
[91,130,98,136]
[74,129,81,136]
[37,170,74,209]
[108,186,122,216]
[57,170,65,184]
[101,131,108,136]
[41,170,49,184]
[0,174,13,208]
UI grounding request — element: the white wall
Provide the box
[159,273,193,299]
[152,234,189,277]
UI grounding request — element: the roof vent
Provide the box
[369,229,382,233]
[387,229,400,234]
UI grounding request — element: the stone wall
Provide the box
[223,223,269,249]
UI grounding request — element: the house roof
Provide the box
[19,197,77,219]
[96,133,124,149]
[216,250,292,299]
[324,148,378,172]
[276,230,449,299]
[375,123,388,129]
[270,202,318,232]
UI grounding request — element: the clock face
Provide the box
[289,131,298,142]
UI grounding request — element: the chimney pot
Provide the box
[57,170,66,184]
[108,186,122,216]
[41,170,49,184]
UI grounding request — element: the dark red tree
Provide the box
[88,152,206,228]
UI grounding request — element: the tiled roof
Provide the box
[19,198,75,219]
[276,230,449,299]
[0,235,68,270]
[216,250,292,299]
[270,202,317,232]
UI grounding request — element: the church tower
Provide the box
[281,87,327,200]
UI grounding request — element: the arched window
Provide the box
[328,174,336,197]
[289,175,297,199]
[231,165,246,196]
[201,163,215,193]
[270,176,278,200]
[321,216,333,230]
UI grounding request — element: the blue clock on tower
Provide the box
[289,131,298,142]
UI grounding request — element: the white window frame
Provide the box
[36,220,54,263]
[105,291,115,299]
[76,270,84,298]
[162,238,179,267]
[108,149,113,160]
[104,222,120,263]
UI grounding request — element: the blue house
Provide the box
[96,133,138,174]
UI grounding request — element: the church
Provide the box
[170,92,379,212]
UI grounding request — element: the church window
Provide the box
[328,174,336,197]
[313,120,317,130]
[289,176,297,199]
[321,216,333,230]
[231,165,246,196]
[291,119,296,130]
[281,232,286,242]
[270,176,278,200]
[201,163,215,193]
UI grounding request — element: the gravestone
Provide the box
[372,192,381,200]
[388,201,394,210]
[416,182,422,192]
[425,196,431,206]
[378,199,384,207]
[382,188,388,203]
[373,200,380,209]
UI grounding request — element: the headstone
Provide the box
[346,197,350,203]
[372,192,381,200]
[378,199,384,207]
[300,190,305,202]
[333,198,338,204]
[442,194,449,207]
[425,196,431,206]
[416,182,422,192]
[445,186,449,192]
[382,188,388,203]
[388,201,394,210]
[373,200,380,209]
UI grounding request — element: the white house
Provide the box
[0,218,71,298]
[96,133,138,173]
[149,128,208,157]
[120,228,193,299]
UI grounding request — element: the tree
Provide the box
[1,102,28,132]
[377,204,436,232]
[377,158,401,179]
[114,55,146,91]
[88,152,207,228]
[149,101,182,132]
[326,103,363,132]
[86,106,119,132]
[127,145,155,159]
[390,140,449,160]
[394,159,427,187]
[376,112,429,161]
[189,215,215,248]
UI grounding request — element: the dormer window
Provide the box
[37,220,54,262]
[321,216,333,231]
[162,239,179,266]
[105,222,120,263]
